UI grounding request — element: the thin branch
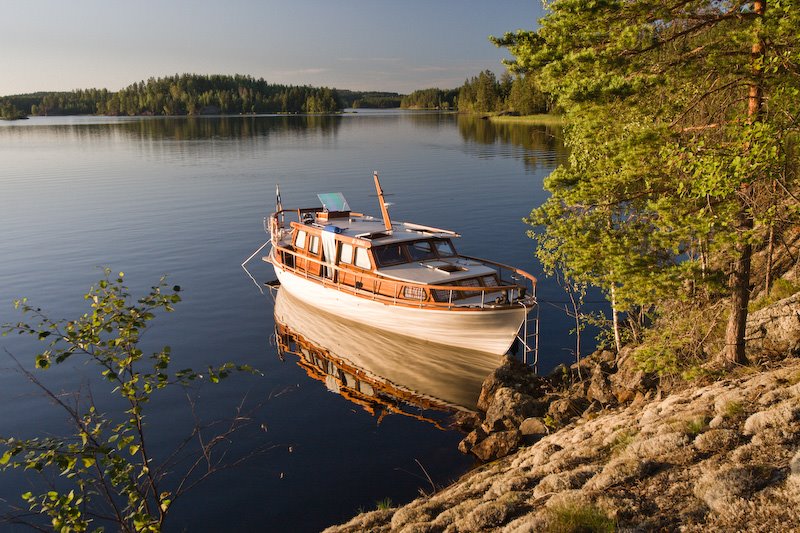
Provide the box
[414,459,436,495]
[2,350,129,530]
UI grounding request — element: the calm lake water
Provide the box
[0,111,569,531]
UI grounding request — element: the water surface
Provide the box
[0,111,568,531]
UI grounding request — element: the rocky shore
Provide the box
[324,292,800,532]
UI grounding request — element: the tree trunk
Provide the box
[724,213,753,364]
[610,281,622,353]
[766,220,775,295]
[724,0,765,365]
[765,179,778,294]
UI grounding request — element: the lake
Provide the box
[0,111,569,531]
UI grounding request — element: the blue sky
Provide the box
[0,1,544,96]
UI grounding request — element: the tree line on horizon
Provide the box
[0,70,554,119]
[0,74,343,118]
[401,71,551,115]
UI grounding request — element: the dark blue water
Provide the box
[0,111,569,531]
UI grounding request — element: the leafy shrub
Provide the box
[0,270,257,532]
[633,299,726,378]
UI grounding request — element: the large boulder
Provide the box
[746,291,800,361]
[586,362,615,405]
[461,356,553,461]
[609,347,658,403]
[483,387,549,431]
[470,430,521,462]
[546,395,590,427]
[477,356,550,412]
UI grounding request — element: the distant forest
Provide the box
[0,74,348,118]
[402,71,551,115]
[1,70,550,120]
[337,90,402,109]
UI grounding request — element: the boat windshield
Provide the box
[374,244,406,266]
[373,239,459,267]
[408,241,437,261]
[434,239,456,257]
[317,193,350,212]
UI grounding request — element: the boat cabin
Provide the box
[271,192,516,306]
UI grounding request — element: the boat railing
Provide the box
[270,242,537,312]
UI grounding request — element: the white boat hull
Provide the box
[273,265,528,355]
[274,290,499,408]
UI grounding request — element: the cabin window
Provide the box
[434,239,456,257]
[354,247,371,269]
[408,241,436,261]
[309,235,320,255]
[403,286,426,300]
[295,230,307,250]
[482,275,499,287]
[431,289,450,302]
[339,243,354,264]
[458,278,481,288]
[373,244,406,266]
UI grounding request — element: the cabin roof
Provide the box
[304,213,459,246]
[378,260,497,285]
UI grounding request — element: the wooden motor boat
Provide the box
[262,172,537,355]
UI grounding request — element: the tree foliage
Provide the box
[455,70,550,114]
[0,99,26,120]
[1,270,259,532]
[398,71,551,114]
[401,88,458,110]
[337,90,402,109]
[495,0,800,359]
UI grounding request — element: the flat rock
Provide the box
[519,417,549,437]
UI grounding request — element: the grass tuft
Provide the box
[375,497,393,510]
[545,502,616,532]
[723,401,744,419]
[608,429,637,456]
[684,416,709,436]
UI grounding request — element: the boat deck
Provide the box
[378,260,496,285]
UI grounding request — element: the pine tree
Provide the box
[495,0,800,360]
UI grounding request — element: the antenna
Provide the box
[373,171,393,232]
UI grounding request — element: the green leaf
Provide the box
[0,450,11,465]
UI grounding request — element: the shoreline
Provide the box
[324,291,800,531]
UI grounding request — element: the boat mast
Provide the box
[373,171,393,232]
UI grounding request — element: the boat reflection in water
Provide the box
[273,289,502,424]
